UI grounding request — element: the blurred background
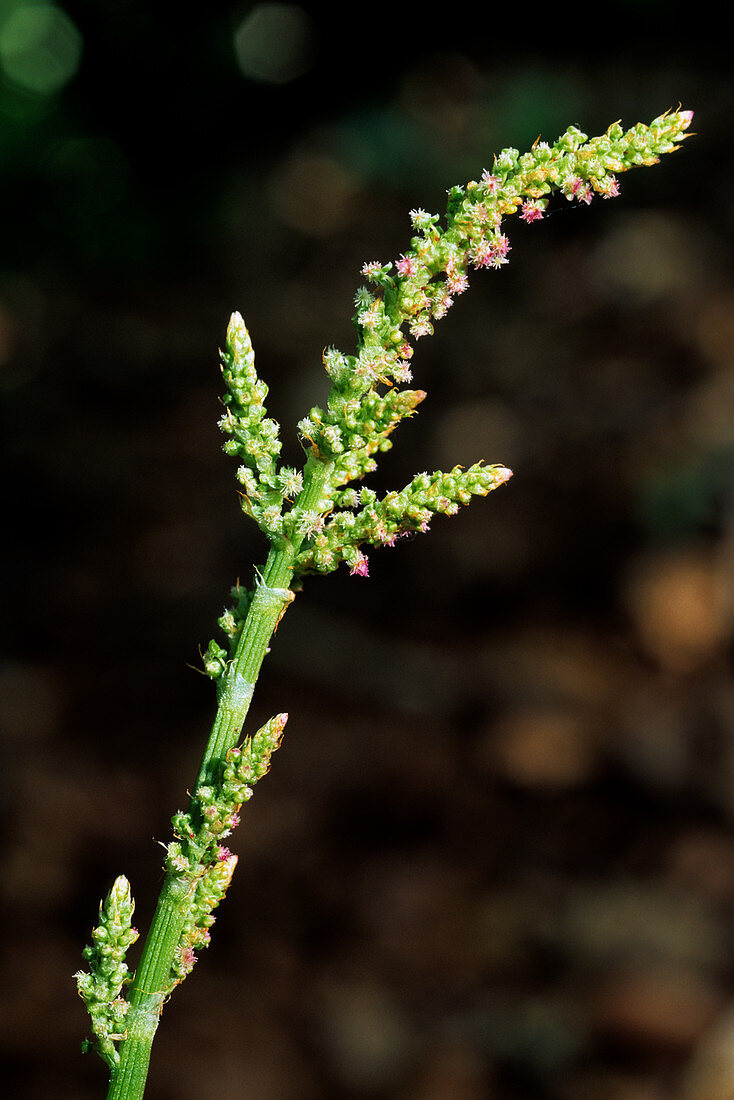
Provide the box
[1,2,732,1097]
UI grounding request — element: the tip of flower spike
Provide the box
[228,310,245,335]
[653,106,695,143]
[495,466,513,485]
[226,311,252,354]
[111,875,132,897]
[670,106,695,139]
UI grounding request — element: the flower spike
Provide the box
[79,106,693,1095]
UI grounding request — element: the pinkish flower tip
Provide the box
[350,555,369,578]
[520,200,544,223]
[179,947,197,970]
[599,176,620,199]
[481,171,500,194]
[396,254,417,277]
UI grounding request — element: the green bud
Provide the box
[76,876,139,1070]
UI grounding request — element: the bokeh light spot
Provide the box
[267,150,359,236]
[233,3,315,85]
[0,1,82,96]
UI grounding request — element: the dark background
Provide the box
[2,3,733,1097]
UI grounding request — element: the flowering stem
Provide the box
[107,459,331,1100]
[75,108,693,1100]
[194,454,332,788]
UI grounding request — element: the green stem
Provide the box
[107,458,331,1100]
[194,543,295,789]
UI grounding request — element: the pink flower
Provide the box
[471,234,510,270]
[349,553,369,577]
[470,240,494,269]
[446,267,469,294]
[392,359,413,382]
[432,293,453,319]
[598,176,620,199]
[569,177,593,205]
[396,254,417,277]
[520,200,544,223]
[481,171,500,194]
[409,316,432,338]
[492,234,510,259]
[361,261,382,278]
[179,947,197,973]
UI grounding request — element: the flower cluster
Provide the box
[348,108,694,363]
[278,108,693,583]
[203,109,693,668]
[218,312,286,542]
[75,876,140,1069]
[297,463,513,576]
[296,381,426,488]
[164,713,287,984]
